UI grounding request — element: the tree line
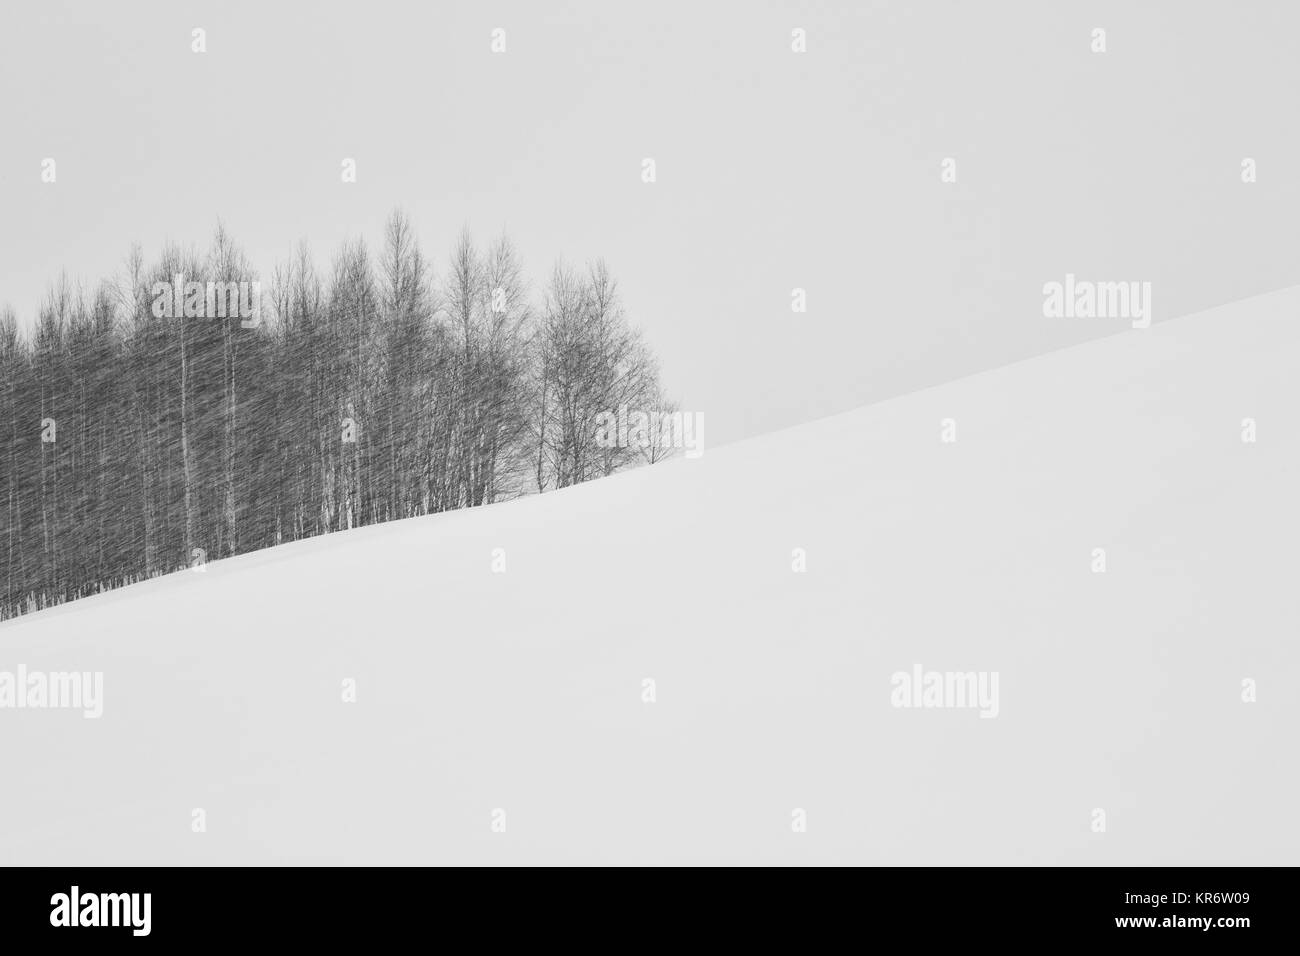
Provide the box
[0,211,673,621]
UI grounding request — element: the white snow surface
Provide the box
[3,288,1298,865]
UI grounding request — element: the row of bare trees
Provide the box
[0,211,672,620]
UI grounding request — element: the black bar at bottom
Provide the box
[0,866,1284,943]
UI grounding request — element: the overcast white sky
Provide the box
[2,0,1298,446]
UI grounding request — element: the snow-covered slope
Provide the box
[3,289,1298,865]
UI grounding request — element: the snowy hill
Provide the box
[2,288,1298,865]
